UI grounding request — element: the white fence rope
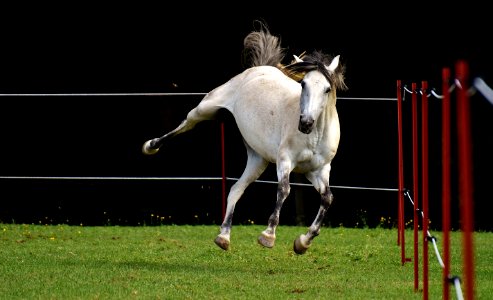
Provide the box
[0,93,398,192]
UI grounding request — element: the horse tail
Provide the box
[243,23,286,68]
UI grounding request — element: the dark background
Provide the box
[0,4,492,230]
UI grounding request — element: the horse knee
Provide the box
[277,183,290,198]
[322,190,334,207]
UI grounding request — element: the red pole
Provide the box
[396,80,406,263]
[411,82,419,291]
[220,122,226,219]
[421,81,429,300]
[442,68,451,300]
[455,60,475,300]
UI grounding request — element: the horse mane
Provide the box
[281,51,348,91]
[243,22,348,92]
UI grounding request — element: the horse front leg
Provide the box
[258,170,291,248]
[293,187,333,254]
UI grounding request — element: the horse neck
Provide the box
[316,91,338,133]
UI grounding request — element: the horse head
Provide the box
[295,54,344,134]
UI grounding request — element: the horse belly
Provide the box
[234,105,282,163]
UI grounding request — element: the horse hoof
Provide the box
[293,236,310,255]
[214,235,230,251]
[258,232,275,248]
[142,140,159,155]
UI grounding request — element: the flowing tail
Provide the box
[242,24,286,68]
[243,23,307,82]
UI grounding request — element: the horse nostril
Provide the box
[300,115,314,127]
[298,115,314,134]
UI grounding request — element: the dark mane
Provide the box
[281,51,348,91]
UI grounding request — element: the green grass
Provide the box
[0,224,491,299]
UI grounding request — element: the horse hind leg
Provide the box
[142,98,221,155]
[293,187,333,254]
[215,146,269,250]
[142,118,192,155]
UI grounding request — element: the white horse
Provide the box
[142,25,347,254]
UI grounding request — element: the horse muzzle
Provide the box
[298,116,314,134]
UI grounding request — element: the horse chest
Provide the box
[295,149,328,171]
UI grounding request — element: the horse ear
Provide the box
[293,55,303,63]
[325,55,340,73]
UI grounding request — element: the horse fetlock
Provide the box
[258,231,276,248]
[309,226,321,237]
[214,234,230,251]
[293,234,311,255]
[142,140,159,155]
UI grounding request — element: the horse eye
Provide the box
[325,87,331,93]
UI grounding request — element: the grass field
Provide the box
[1,224,491,299]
